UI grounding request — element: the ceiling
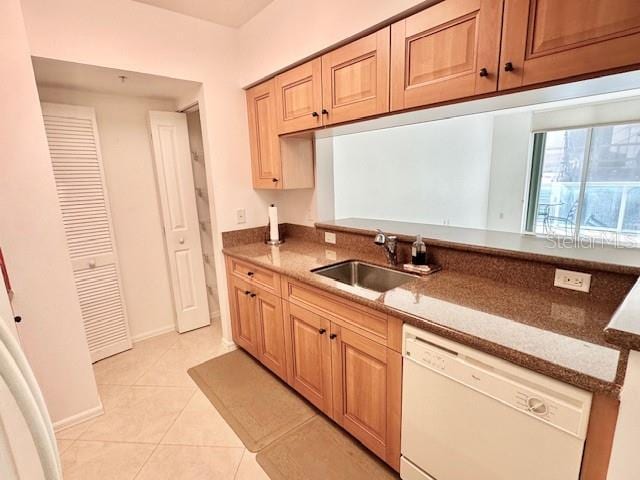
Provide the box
[131,0,274,27]
[32,57,201,101]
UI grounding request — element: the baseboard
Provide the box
[53,402,104,432]
[222,337,237,351]
[131,324,176,343]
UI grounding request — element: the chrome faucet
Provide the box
[374,229,398,266]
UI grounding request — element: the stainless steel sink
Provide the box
[312,261,416,293]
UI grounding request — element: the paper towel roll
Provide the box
[268,204,279,241]
[271,245,281,265]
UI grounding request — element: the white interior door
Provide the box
[149,111,210,333]
[41,103,132,362]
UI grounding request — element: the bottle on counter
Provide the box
[411,235,427,265]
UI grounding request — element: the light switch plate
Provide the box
[236,208,246,224]
[324,232,336,244]
[554,269,591,293]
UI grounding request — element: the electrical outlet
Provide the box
[554,269,591,293]
[325,249,337,261]
[236,208,246,224]
[324,231,336,244]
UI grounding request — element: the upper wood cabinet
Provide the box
[246,80,314,190]
[275,59,323,135]
[499,0,640,90]
[390,0,504,110]
[249,0,640,147]
[246,80,281,189]
[321,27,390,125]
[274,28,391,132]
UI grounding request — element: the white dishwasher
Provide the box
[401,325,593,480]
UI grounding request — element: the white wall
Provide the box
[0,0,100,424]
[37,86,178,341]
[332,115,495,229]
[485,111,533,232]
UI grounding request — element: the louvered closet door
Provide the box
[41,103,132,362]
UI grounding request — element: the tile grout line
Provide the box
[131,388,197,480]
[129,339,181,385]
[233,448,248,480]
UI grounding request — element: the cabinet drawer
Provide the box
[283,277,388,345]
[228,257,281,295]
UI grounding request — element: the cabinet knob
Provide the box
[321,109,329,115]
[311,111,319,118]
[88,259,97,268]
[250,293,257,298]
[272,178,279,183]
[247,271,254,277]
[244,290,251,296]
[14,316,22,323]
[504,62,514,72]
[318,328,326,335]
[479,67,488,77]
[329,333,337,340]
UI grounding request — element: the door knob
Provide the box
[178,237,185,244]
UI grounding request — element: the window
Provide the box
[526,122,640,246]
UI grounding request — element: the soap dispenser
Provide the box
[411,235,427,265]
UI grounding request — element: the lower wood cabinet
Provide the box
[283,301,401,470]
[228,275,288,381]
[283,301,334,416]
[255,287,288,381]
[226,257,402,471]
[228,276,260,357]
[330,323,402,469]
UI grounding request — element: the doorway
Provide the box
[32,57,221,361]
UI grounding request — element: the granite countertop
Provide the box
[605,279,640,350]
[223,239,627,397]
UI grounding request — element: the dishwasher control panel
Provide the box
[403,329,593,440]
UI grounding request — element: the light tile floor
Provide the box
[55,322,270,480]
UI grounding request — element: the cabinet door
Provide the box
[499,0,640,90]
[246,80,282,189]
[275,58,323,134]
[255,288,288,381]
[283,302,333,415]
[228,276,259,357]
[390,0,503,110]
[330,324,402,471]
[321,27,390,125]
